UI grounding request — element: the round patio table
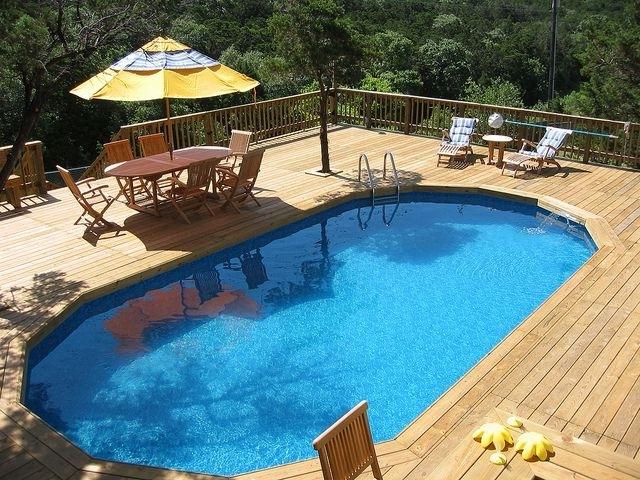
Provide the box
[482,134,513,167]
[105,146,231,216]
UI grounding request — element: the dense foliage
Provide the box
[0,0,638,171]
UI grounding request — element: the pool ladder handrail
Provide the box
[382,151,400,198]
[358,153,375,197]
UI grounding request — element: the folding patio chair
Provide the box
[104,139,151,201]
[215,148,264,213]
[161,159,217,223]
[56,165,117,230]
[218,130,252,171]
[313,401,383,480]
[138,133,170,156]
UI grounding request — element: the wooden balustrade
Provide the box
[0,141,47,206]
[81,88,640,179]
[335,88,640,167]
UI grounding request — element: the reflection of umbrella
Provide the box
[70,36,259,154]
[104,275,260,352]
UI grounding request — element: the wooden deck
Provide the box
[1,125,639,479]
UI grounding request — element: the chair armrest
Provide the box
[215,167,239,180]
[77,177,96,185]
[82,184,109,194]
[441,129,450,140]
[521,139,537,150]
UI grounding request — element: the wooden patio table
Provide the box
[105,146,231,216]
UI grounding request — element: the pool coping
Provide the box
[1,183,626,480]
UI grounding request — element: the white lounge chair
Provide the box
[501,127,572,177]
[437,117,479,166]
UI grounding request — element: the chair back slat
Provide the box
[139,133,169,156]
[313,401,382,480]
[187,159,217,190]
[228,130,252,155]
[449,117,478,146]
[238,148,265,182]
[104,139,134,164]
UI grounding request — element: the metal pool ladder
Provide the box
[357,152,401,229]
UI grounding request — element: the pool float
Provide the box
[472,423,513,451]
[515,432,554,461]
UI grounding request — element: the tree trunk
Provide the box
[318,78,331,173]
[0,89,45,191]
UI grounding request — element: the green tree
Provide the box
[462,78,525,108]
[568,8,640,121]
[417,39,471,99]
[271,0,360,173]
[0,0,151,190]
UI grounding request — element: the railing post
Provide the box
[404,97,411,135]
[364,93,372,129]
[582,135,593,163]
[204,114,215,145]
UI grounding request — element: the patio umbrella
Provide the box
[70,36,259,154]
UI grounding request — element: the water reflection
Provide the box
[104,268,260,352]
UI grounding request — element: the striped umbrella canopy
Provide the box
[71,36,259,152]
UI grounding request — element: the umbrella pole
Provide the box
[165,98,174,160]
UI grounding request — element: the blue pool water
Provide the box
[25,193,594,475]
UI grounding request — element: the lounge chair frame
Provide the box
[313,401,383,480]
[501,127,572,177]
[437,117,479,166]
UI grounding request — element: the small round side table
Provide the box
[482,134,513,167]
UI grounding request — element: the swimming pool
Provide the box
[25,192,594,475]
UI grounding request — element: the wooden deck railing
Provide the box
[82,91,321,179]
[334,88,640,166]
[81,88,640,179]
[0,141,47,196]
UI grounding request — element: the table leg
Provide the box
[128,178,135,207]
[151,179,160,216]
[487,142,495,165]
[496,143,506,168]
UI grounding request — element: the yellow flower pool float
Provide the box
[472,423,514,451]
[515,432,554,461]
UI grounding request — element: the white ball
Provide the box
[488,113,504,129]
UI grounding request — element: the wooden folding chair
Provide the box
[56,165,117,230]
[161,159,217,223]
[215,148,264,213]
[104,139,152,201]
[138,133,169,156]
[218,130,252,171]
[313,401,383,480]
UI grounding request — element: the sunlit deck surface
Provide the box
[1,125,640,479]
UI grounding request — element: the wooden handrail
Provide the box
[81,88,640,179]
[334,88,640,166]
